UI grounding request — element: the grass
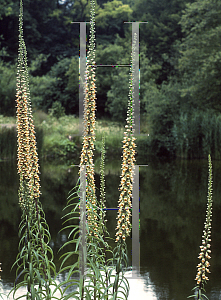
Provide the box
[0,114,16,125]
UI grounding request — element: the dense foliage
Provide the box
[0,0,221,157]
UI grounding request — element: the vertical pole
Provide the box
[132,165,140,277]
[79,166,87,280]
[79,22,87,136]
[132,23,140,136]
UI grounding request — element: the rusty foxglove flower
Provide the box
[115,34,137,242]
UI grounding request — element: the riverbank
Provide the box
[0,112,150,160]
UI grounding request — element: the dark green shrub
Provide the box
[42,135,76,158]
[146,81,180,156]
[48,101,65,119]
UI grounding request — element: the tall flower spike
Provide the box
[14,3,56,295]
[79,0,97,237]
[115,33,137,243]
[16,0,41,211]
[194,154,213,298]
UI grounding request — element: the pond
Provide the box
[0,153,221,300]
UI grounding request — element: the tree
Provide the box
[0,0,19,62]
[0,0,79,63]
[178,0,221,112]
[65,36,133,119]
[95,0,132,39]
[106,43,160,122]
[0,61,16,116]
[30,57,75,113]
[95,42,130,118]
[130,0,193,84]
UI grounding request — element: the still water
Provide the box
[1,154,221,299]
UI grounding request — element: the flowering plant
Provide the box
[188,154,213,300]
[9,0,136,299]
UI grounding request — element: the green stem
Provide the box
[113,243,122,299]
[34,199,48,281]
[94,268,96,300]
[80,276,84,300]
[102,222,109,298]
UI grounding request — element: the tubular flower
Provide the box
[79,0,97,236]
[115,33,137,242]
[195,154,213,289]
[16,0,41,211]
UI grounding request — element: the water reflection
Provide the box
[1,156,221,299]
[1,269,158,300]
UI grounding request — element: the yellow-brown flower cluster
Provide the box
[195,154,213,286]
[115,34,137,243]
[0,262,2,280]
[79,0,98,237]
[115,134,136,242]
[16,0,41,210]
